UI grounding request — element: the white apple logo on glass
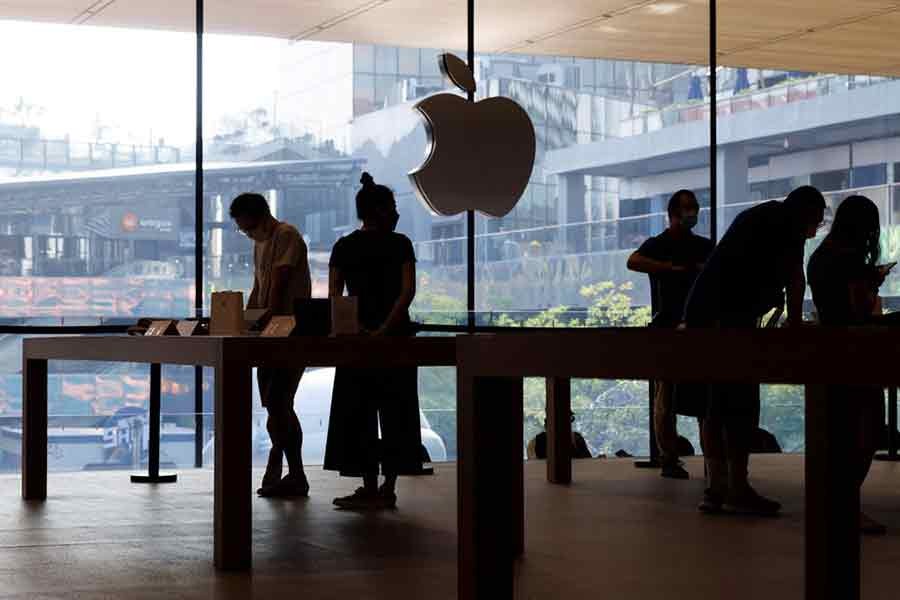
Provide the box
[409,53,536,218]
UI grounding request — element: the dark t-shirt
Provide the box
[684,201,805,326]
[329,230,416,331]
[808,241,878,326]
[635,230,714,326]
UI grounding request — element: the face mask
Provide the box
[681,214,698,230]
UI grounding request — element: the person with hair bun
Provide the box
[324,172,422,510]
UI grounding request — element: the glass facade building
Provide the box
[0,4,898,470]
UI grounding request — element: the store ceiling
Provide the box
[3,1,900,75]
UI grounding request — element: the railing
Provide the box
[0,137,183,172]
[415,208,714,267]
[622,73,891,137]
[416,182,900,270]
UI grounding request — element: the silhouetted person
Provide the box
[230,192,311,498]
[324,172,422,510]
[808,195,891,534]
[684,185,825,516]
[628,189,713,479]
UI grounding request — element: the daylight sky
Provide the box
[0,19,296,146]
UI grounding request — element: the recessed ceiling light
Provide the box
[646,2,687,15]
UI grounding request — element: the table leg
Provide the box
[546,377,572,484]
[132,363,177,484]
[875,387,899,461]
[458,373,523,600]
[214,362,252,570]
[805,384,859,600]
[22,358,48,500]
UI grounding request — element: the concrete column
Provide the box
[557,174,586,254]
[716,145,749,233]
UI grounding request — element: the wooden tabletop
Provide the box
[456,327,900,386]
[23,335,457,369]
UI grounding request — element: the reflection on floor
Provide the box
[1,455,899,599]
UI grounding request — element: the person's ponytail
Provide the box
[356,171,395,222]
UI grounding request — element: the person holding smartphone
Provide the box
[807,194,891,534]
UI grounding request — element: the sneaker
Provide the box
[334,487,376,509]
[698,488,726,514]
[723,487,781,517]
[860,512,887,536]
[258,473,309,498]
[660,461,690,480]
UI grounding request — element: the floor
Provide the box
[1,456,899,599]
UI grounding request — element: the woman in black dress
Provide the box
[807,195,890,534]
[324,172,422,509]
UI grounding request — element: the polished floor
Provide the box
[1,455,899,599]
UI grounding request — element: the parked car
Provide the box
[203,367,447,466]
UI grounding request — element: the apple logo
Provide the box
[408,53,536,218]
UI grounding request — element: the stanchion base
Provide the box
[130,473,178,484]
[634,459,661,469]
[874,454,900,462]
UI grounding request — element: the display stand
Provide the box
[131,363,178,483]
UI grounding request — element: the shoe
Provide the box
[698,488,725,514]
[257,462,283,495]
[660,461,690,480]
[376,486,398,509]
[258,474,309,498]
[334,487,378,510]
[257,475,282,496]
[723,487,781,517]
[860,512,887,535]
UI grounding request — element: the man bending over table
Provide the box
[230,192,311,498]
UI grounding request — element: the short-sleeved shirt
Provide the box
[684,201,805,326]
[251,221,311,311]
[329,230,416,331]
[808,241,878,326]
[635,230,714,327]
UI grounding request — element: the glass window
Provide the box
[398,47,420,76]
[353,74,376,116]
[375,45,398,74]
[353,44,374,73]
[0,18,197,473]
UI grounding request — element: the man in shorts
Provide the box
[231,192,311,497]
[684,186,825,515]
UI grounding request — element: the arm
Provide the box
[268,266,293,315]
[246,274,261,309]
[626,251,681,275]
[848,279,880,322]
[785,260,806,326]
[375,261,416,335]
[328,266,345,298]
[269,227,309,315]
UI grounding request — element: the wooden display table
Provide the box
[456,327,900,600]
[22,335,456,570]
